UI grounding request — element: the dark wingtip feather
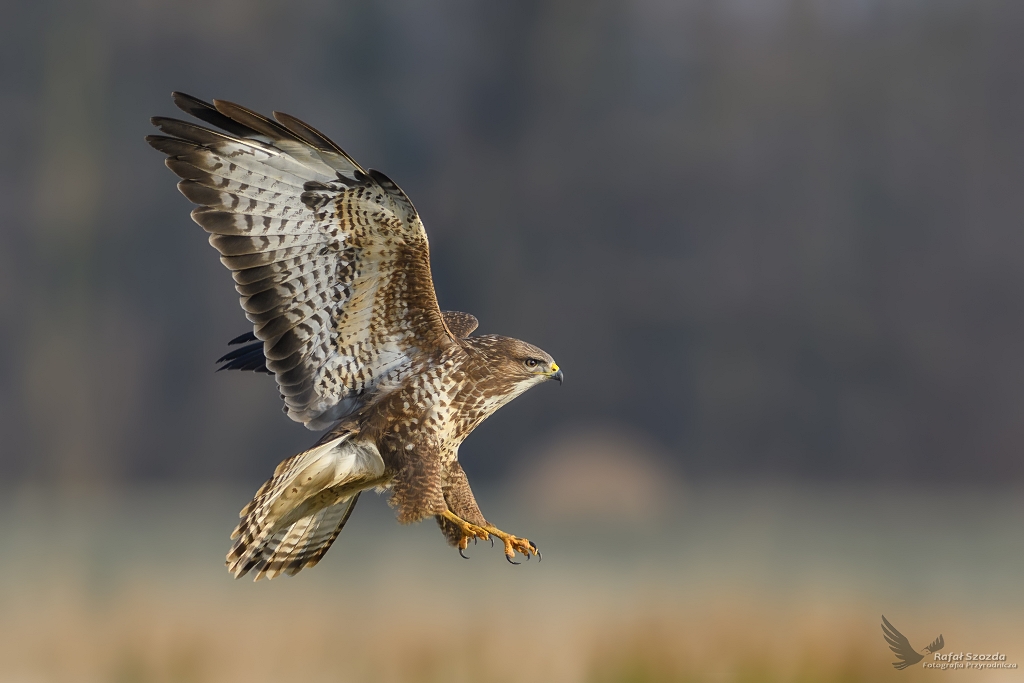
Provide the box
[172,92,260,139]
[147,135,201,157]
[228,331,258,345]
[213,98,301,144]
[171,91,212,112]
[216,336,271,374]
[272,110,364,169]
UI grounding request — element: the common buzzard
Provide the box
[147,93,562,580]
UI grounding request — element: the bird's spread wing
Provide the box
[212,309,474,374]
[881,615,923,670]
[148,93,455,428]
[925,634,944,653]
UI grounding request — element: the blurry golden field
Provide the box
[0,472,1021,683]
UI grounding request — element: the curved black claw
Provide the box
[529,540,542,562]
[459,547,470,560]
[505,554,520,565]
[489,537,494,548]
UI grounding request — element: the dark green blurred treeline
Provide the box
[1,0,1023,485]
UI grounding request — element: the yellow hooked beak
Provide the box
[548,363,563,384]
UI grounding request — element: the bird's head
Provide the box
[467,335,563,390]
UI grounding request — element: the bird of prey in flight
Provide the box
[881,615,944,669]
[147,93,562,580]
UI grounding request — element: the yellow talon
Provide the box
[440,510,490,553]
[440,511,539,563]
[482,525,540,564]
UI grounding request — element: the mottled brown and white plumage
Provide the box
[147,93,562,580]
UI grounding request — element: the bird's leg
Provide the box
[438,463,540,563]
[480,524,540,564]
[438,509,491,557]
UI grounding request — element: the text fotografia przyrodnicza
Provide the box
[922,652,1016,670]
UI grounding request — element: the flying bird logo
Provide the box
[881,615,944,670]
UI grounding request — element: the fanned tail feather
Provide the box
[226,432,385,580]
[230,493,360,580]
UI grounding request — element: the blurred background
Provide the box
[2,0,1024,681]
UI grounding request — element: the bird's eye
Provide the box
[525,358,539,368]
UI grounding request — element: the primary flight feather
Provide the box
[148,93,562,579]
